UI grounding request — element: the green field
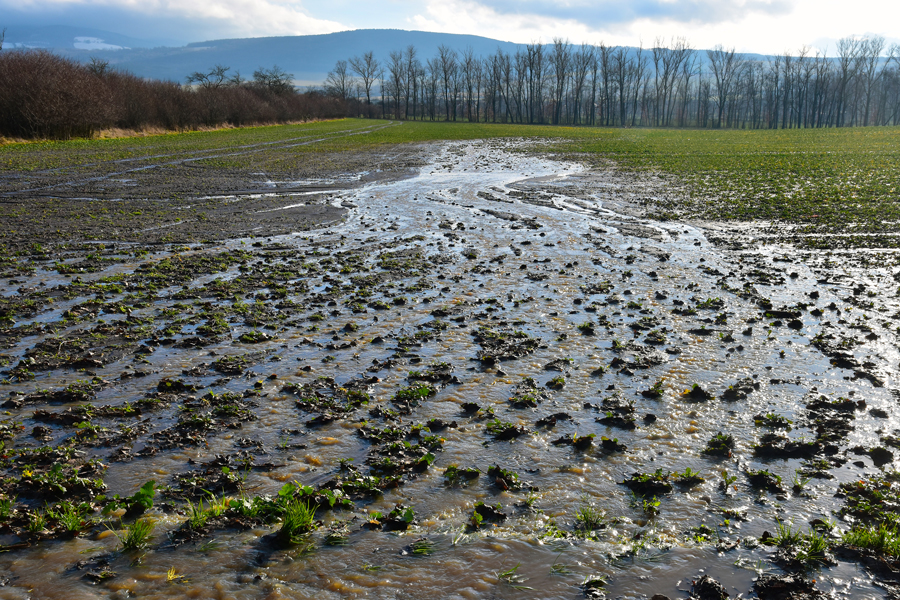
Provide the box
[3,119,899,249]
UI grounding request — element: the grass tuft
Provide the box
[277,499,317,544]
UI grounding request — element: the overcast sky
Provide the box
[3,0,898,54]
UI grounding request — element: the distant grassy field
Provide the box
[3,118,899,248]
[553,126,900,249]
[0,119,366,171]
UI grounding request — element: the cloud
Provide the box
[1,0,346,45]
[408,0,899,55]
[1,0,896,55]
[472,0,793,27]
[409,0,599,44]
[407,0,795,49]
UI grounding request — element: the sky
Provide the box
[3,0,899,54]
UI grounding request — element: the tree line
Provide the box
[0,47,357,140]
[328,36,900,128]
[3,32,898,140]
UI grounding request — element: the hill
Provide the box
[5,27,776,88]
[2,25,177,50]
[53,29,528,86]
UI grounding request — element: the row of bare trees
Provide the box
[0,50,357,140]
[329,36,900,128]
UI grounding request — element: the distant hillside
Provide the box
[11,28,777,88]
[54,29,529,87]
[3,25,176,51]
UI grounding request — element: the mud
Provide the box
[0,136,897,599]
[0,121,424,247]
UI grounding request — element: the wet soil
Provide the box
[0,121,424,247]
[0,136,897,599]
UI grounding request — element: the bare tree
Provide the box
[0,28,6,51]
[378,67,387,117]
[836,37,862,126]
[653,37,691,125]
[87,56,110,77]
[513,49,527,122]
[611,46,630,126]
[404,45,419,119]
[571,44,593,124]
[186,64,231,89]
[415,62,427,120]
[890,43,900,69]
[810,49,830,127]
[437,45,458,120]
[387,50,405,118]
[588,47,600,125]
[462,46,478,122]
[426,57,440,120]
[598,42,613,125]
[525,43,546,123]
[664,37,692,125]
[796,46,813,128]
[498,50,514,122]
[780,50,793,128]
[631,42,648,126]
[706,45,743,127]
[325,59,353,100]
[652,37,665,125]
[349,51,379,116]
[550,38,571,124]
[858,36,886,125]
[471,47,484,122]
[677,46,697,126]
[253,65,293,94]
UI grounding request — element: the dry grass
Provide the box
[0,135,30,147]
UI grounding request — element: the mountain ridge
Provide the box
[5,27,773,87]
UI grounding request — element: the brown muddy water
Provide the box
[0,140,897,598]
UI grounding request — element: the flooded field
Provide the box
[1,136,899,599]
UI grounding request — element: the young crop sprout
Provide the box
[575,495,605,533]
[277,499,317,545]
[791,469,811,493]
[496,563,533,590]
[110,518,156,551]
[549,552,572,575]
[721,470,738,493]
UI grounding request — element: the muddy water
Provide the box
[0,140,896,598]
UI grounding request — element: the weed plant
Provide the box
[278,499,317,544]
[843,522,900,557]
[115,518,155,551]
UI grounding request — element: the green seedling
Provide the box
[575,496,605,532]
[843,522,900,557]
[26,510,47,534]
[496,563,533,590]
[112,518,155,551]
[277,499,318,544]
[721,470,738,493]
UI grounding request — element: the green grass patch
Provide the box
[843,522,900,557]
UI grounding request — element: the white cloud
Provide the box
[406,0,899,54]
[158,0,344,35]
[4,0,898,52]
[9,0,346,37]
[408,0,599,44]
